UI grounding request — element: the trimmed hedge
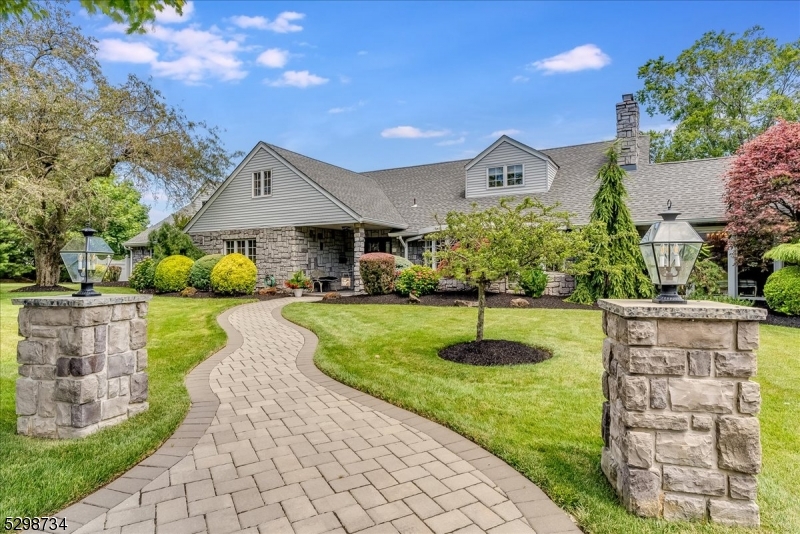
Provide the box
[393,255,414,271]
[188,254,223,291]
[519,268,548,298]
[129,258,156,291]
[764,266,800,316]
[395,265,439,296]
[154,255,194,293]
[211,253,257,295]
[359,252,395,295]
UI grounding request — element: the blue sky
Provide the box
[76,1,799,222]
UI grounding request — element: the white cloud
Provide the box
[155,1,194,23]
[269,70,329,88]
[257,48,289,68]
[97,39,158,63]
[436,137,466,146]
[490,129,522,137]
[512,75,529,83]
[381,126,449,139]
[529,44,611,74]
[230,11,305,33]
[358,50,368,55]
[328,101,365,114]
[148,25,246,83]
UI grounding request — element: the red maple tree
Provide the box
[725,120,800,265]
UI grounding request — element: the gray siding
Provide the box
[188,147,357,233]
[465,141,554,198]
[547,162,557,190]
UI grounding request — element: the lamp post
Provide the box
[60,227,114,297]
[639,201,704,304]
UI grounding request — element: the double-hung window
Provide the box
[225,239,257,262]
[252,170,272,197]
[487,164,524,188]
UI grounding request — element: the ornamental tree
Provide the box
[725,120,800,265]
[429,198,576,342]
[568,146,653,304]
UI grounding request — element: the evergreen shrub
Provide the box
[519,268,549,298]
[359,253,395,295]
[129,258,156,291]
[764,266,800,316]
[211,253,257,295]
[154,255,194,293]
[188,254,223,291]
[395,265,439,296]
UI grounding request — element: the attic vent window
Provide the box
[253,170,272,197]
[488,164,524,188]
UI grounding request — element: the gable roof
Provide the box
[123,187,213,248]
[266,144,407,228]
[365,140,731,233]
[465,135,558,171]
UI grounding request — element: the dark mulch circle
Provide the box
[10,284,74,293]
[319,291,593,310]
[439,339,553,366]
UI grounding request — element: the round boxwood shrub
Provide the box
[211,253,257,295]
[129,258,156,291]
[359,252,395,295]
[519,268,549,298]
[188,254,223,291]
[154,255,194,293]
[764,266,800,316]
[393,255,414,271]
[395,265,440,296]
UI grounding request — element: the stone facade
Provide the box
[437,272,575,297]
[129,247,151,269]
[616,94,639,169]
[13,295,151,439]
[353,225,365,293]
[598,299,767,527]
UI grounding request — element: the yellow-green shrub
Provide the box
[154,255,194,293]
[211,253,257,295]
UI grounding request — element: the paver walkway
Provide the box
[68,299,578,534]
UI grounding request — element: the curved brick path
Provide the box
[64,299,578,534]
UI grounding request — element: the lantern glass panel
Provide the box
[60,236,114,283]
[639,243,660,284]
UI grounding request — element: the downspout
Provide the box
[398,235,408,260]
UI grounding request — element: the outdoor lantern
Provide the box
[60,227,114,297]
[639,201,704,304]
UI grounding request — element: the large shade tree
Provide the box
[637,26,800,163]
[429,198,576,342]
[0,6,236,286]
[725,119,800,265]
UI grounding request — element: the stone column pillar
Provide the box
[13,295,152,439]
[598,299,767,527]
[353,224,365,293]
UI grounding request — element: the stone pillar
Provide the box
[353,224,365,293]
[598,299,767,527]
[13,295,152,439]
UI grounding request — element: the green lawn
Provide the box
[0,283,249,518]
[283,303,800,534]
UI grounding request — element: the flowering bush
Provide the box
[284,270,311,290]
[395,265,440,296]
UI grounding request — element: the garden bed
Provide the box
[319,291,593,309]
[154,290,291,301]
[439,340,552,366]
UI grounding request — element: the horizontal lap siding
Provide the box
[189,147,356,232]
[547,162,558,190]
[466,141,551,198]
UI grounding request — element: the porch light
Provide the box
[639,201,704,304]
[60,227,114,297]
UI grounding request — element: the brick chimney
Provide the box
[616,94,639,170]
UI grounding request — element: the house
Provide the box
[179,94,746,295]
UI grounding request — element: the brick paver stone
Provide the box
[71,300,564,533]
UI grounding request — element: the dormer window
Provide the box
[487,164,524,188]
[253,170,272,197]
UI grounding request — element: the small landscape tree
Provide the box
[148,221,204,260]
[429,198,576,342]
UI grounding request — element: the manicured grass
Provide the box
[0,283,249,518]
[283,303,800,534]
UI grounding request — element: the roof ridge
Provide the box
[653,155,734,165]
[365,158,472,174]
[266,143,367,177]
[539,139,615,151]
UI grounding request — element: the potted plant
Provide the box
[285,270,311,297]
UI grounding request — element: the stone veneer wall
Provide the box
[437,272,575,297]
[598,299,767,527]
[129,247,151,271]
[13,295,151,439]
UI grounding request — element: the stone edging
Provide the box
[56,306,244,533]
[273,301,582,534]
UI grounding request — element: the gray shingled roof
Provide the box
[123,188,214,248]
[267,144,407,229]
[364,141,731,233]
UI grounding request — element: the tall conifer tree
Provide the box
[568,146,653,304]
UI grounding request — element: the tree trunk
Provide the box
[476,281,486,342]
[34,246,63,287]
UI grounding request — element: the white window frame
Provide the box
[486,164,525,189]
[252,169,272,198]
[224,239,257,262]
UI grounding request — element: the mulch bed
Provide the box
[318,291,594,309]
[157,290,291,301]
[763,314,800,329]
[439,340,553,366]
[10,284,74,293]
[95,282,130,288]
